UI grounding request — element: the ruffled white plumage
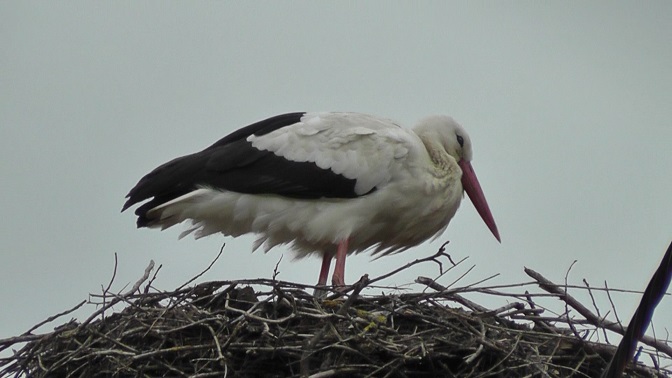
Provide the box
[145,112,466,258]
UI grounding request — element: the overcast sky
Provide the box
[2,1,671,352]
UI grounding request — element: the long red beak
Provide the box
[458,160,501,242]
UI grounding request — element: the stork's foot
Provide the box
[332,273,346,289]
[313,285,329,299]
[313,284,348,299]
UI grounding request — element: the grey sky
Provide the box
[2,2,671,350]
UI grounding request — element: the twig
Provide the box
[145,263,162,295]
[301,275,370,376]
[604,280,624,334]
[272,255,283,281]
[525,267,672,358]
[603,240,672,377]
[101,253,119,320]
[0,299,86,353]
[415,276,490,313]
[584,278,609,343]
[127,259,155,296]
[78,260,155,329]
[367,246,459,287]
[176,243,225,292]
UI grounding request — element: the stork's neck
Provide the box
[419,137,459,178]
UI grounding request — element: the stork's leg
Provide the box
[317,253,332,287]
[314,253,332,298]
[331,239,349,288]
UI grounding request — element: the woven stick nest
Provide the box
[1,245,670,377]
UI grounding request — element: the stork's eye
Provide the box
[456,135,464,147]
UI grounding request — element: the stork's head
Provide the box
[414,115,473,162]
[415,115,501,242]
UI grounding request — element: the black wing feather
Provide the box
[123,112,362,227]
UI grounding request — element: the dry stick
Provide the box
[272,255,283,281]
[602,240,672,378]
[444,264,477,290]
[562,260,583,340]
[366,245,459,288]
[584,278,610,344]
[415,241,460,288]
[323,249,461,299]
[0,299,87,352]
[604,281,625,334]
[160,245,225,314]
[471,282,666,296]
[127,260,156,296]
[301,275,370,377]
[525,267,672,358]
[415,276,490,313]
[78,260,155,329]
[523,290,557,333]
[101,253,119,321]
[176,243,225,292]
[145,263,163,295]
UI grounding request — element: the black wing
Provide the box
[122,112,362,227]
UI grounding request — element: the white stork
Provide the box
[123,112,500,292]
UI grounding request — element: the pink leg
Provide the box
[317,253,332,287]
[331,239,349,287]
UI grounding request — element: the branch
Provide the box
[603,240,672,377]
[525,267,672,358]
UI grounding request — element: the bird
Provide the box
[122,112,500,292]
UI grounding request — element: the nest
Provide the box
[1,247,670,378]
